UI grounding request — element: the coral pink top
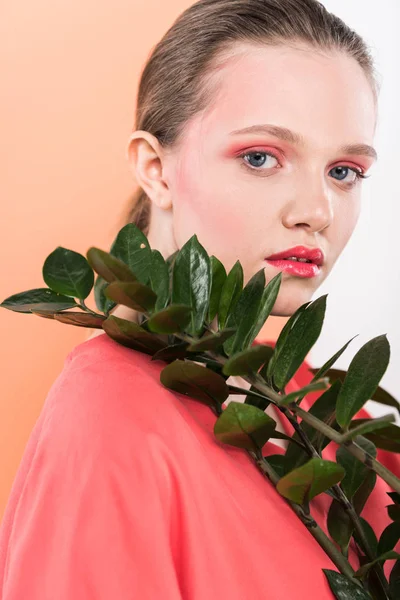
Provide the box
[0,333,399,599]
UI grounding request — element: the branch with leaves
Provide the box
[2,223,400,599]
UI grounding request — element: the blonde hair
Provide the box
[121,0,379,236]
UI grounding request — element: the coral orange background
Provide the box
[0,1,288,520]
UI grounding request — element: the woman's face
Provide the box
[156,43,378,316]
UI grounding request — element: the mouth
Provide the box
[265,246,324,279]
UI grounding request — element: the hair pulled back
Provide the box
[122,0,379,236]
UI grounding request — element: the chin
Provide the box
[270,288,316,317]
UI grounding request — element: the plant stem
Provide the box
[331,485,392,599]
[176,334,400,494]
[229,376,393,595]
[251,449,361,585]
[227,384,270,402]
[78,299,103,317]
[291,405,343,444]
[156,327,398,591]
[342,438,400,496]
[340,414,395,443]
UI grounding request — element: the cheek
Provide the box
[344,199,361,238]
[173,155,253,242]
[333,198,361,253]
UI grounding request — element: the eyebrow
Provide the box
[228,124,378,161]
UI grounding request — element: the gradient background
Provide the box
[1,0,398,520]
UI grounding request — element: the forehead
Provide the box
[182,43,376,151]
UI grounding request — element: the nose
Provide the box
[281,179,334,233]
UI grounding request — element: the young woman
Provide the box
[0,1,398,598]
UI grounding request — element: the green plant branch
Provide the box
[174,333,400,497]
[6,227,400,598]
[173,335,393,594]
[341,437,400,496]
[250,448,361,585]
[247,371,400,496]
[240,375,391,596]
[331,483,391,599]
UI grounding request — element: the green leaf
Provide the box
[361,424,400,453]
[30,309,57,320]
[222,344,275,376]
[42,246,94,299]
[50,311,106,328]
[267,301,311,382]
[348,420,400,453]
[243,387,272,411]
[310,367,400,417]
[272,295,327,390]
[389,559,400,598]
[242,348,275,410]
[93,275,116,315]
[187,328,236,352]
[342,414,395,442]
[355,551,400,579]
[327,498,354,556]
[387,504,400,522]
[160,359,229,407]
[165,250,178,303]
[214,402,277,451]
[284,380,342,471]
[311,336,358,382]
[218,260,243,330]
[279,378,330,406]
[353,516,378,557]
[352,470,377,515]
[108,223,152,285]
[323,569,373,599]
[336,435,377,499]
[276,457,345,505]
[150,341,191,363]
[102,315,166,355]
[264,454,289,478]
[208,256,227,323]
[149,249,170,311]
[166,249,179,272]
[377,521,400,555]
[336,335,391,428]
[146,304,193,334]
[171,235,211,337]
[223,268,265,356]
[388,492,400,504]
[86,247,138,284]
[91,223,152,313]
[247,272,282,345]
[104,281,157,313]
[0,288,78,313]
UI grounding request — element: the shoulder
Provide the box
[0,338,183,598]
[39,333,183,460]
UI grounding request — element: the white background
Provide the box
[309,1,400,422]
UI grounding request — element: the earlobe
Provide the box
[126,130,172,210]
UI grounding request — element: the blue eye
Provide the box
[240,151,278,169]
[239,150,370,187]
[329,165,367,185]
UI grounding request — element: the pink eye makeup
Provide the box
[225,142,285,162]
[225,142,371,188]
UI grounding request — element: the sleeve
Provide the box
[0,359,183,600]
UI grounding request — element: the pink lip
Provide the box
[265,259,320,278]
[265,245,324,279]
[266,245,324,265]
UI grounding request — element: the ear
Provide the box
[126,130,172,210]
